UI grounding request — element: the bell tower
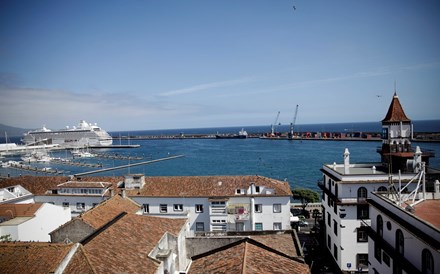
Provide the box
[379,92,433,172]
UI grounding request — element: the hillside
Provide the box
[0,123,30,137]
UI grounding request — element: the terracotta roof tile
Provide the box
[82,213,187,273]
[382,93,411,122]
[80,195,140,229]
[126,175,292,197]
[0,176,123,195]
[63,245,96,274]
[0,242,74,273]
[0,203,42,220]
[189,238,310,274]
[411,199,440,229]
[251,233,299,257]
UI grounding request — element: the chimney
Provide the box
[121,189,126,198]
[109,188,114,197]
[414,146,422,173]
[343,148,350,174]
[435,180,440,194]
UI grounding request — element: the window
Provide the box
[236,222,244,231]
[173,204,183,211]
[196,222,204,232]
[333,220,338,235]
[396,229,404,255]
[333,202,337,213]
[357,254,368,268]
[357,204,369,219]
[422,249,434,274]
[255,186,260,193]
[273,222,282,230]
[333,244,338,260]
[374,242,382,263]
[76,203,85,210]
[252,204,262,213]
[357,228,368,242]
[142,204,149,213]
[195,204,203,213]
[160,204,168,213]
[327,212,331,226]
[377,215,383,237]
[92,203,99,207]
[327,235,331,249]
[358,187,368,201]
[378,186,387,192]
[383,251,390,267]
[236,189,243,195]
[62,202,69,208]
[255,223,263,231]
[273,204,281,213]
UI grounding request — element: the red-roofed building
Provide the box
[125,175,293,233]
[0,203,71,241]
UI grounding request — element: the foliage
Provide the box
[291,188,320,209]
[0,234,12,242]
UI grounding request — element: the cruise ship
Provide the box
[22,120,113,147]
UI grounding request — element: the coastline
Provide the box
[112,132,440,143]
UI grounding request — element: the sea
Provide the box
[1,120,439,192]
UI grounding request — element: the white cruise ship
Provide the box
[22,120,113,147]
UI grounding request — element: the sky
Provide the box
[0,0,439,131]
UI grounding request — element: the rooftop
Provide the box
[408,199,440,230]
[382,92,411,123]
[125,175,292,197]
[78,194,140,229]
[81,213,187,273]
[189,238,310,274]
[0,203,42,222]
[0,176,123,196]
[0,242,94,274]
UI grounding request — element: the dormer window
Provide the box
[255,186,260,193]
[236,189,244,195]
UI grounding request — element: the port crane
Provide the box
[271,111,281,136]
[289,105,299,139]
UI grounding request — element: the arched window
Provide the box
[422,249,434,274]
[377,215,383,237]
[396,229,404,255]
[358,187,368,201]
[378,186,387,192]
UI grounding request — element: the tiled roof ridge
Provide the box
[80,212,127,245]
[191,237,301,262]
[76,244,98,274]
[79,195,140,228]
[242,239,248,274]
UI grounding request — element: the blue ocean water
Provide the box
[2,137,439,193]
[109,120,440,137]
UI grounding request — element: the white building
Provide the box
[124,174,292,233]
[0,203,71,241]
[36,180,114,216]
[0,185,33,204]
[319,92,437,273]
[368,186,440,274]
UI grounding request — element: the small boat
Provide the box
[21,151,52,163]
[216,129,248,139]
[71,148,96,158]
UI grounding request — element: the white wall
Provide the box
[1,203,71,242]
[35,195,108,216]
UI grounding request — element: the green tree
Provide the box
[291,188,320,211]
[0,234,12,242]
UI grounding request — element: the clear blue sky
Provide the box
[1,0,439,131]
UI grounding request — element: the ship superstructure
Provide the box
[22,120,113,147]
